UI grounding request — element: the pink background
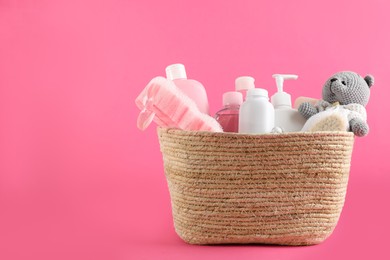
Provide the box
[1,0,389,259]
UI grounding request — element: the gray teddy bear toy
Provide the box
[298,71,374,137]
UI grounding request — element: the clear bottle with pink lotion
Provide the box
[165,64,210,115]
[214,92,243,133]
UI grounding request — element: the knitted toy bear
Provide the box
[298,71,374,137]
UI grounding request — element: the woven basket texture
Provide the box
[158,128,354,245]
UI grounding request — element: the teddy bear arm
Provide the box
[298,102,319,119]
[349,118,369,137]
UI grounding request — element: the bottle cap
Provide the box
[223,91,243,106]
[247,88,269,99]
[235,76,255,92]
[165,64,187,80]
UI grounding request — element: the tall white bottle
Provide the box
[271,74,306,132]
[239,88,275,134]
[235,76,255,99]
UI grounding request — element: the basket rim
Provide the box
[157,127,355,139]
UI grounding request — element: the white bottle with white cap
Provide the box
[271,74,306,132]
[239,88,275,134]
[166,63,210,115]
[235,76,255,99]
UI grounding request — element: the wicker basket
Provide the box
[157,128,354,246]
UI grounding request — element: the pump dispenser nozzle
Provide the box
[271,74,298,108]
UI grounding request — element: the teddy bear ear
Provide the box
[364,75,374,88]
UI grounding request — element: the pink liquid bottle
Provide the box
[214,92,243,133]
[165,64,210,115]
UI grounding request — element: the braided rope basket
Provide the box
[158,128,354,246]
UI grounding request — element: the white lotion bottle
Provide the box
[235,76,255,99]
[271,74,306,132]
[166,64,210,115]
[239,88,275,134]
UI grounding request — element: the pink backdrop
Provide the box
[1,1,389,259]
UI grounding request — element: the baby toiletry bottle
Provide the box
[239,88,275,134]
[271,74,306,132]
[214,92,243,133]
[235,76,255,99]
[166,64,210,115]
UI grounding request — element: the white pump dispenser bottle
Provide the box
[271,74,306,132]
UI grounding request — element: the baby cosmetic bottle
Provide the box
[214,92,243,133]
[235,76,255,99]
[239,88,275,134]
[166,64,210,115]
[271,74,306,132]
